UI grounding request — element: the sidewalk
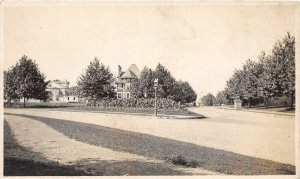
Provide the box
[216,106,295,116]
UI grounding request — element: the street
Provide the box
[4,107,295,175]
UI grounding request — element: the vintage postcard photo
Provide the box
[1,1,299,177]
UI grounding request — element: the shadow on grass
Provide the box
[3,120,94,176]
[5,113,296,175]
[69,159,185,176]
[4,158,95,176]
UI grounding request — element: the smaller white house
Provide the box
[53,95,79,103]
[65,95,79,103]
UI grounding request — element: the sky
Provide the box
[3,2,296,98]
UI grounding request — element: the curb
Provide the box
[217,107,295,116]
[49,109,205,119]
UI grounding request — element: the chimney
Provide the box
[118,65,122,78]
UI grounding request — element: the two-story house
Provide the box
[116,64,141,99]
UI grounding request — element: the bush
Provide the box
[88,98,182,110]
[268,96,290,106]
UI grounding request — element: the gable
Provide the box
[121,64,141,79]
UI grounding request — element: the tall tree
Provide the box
[4,55,49,107]
[77,58,116,102]
[173,81,197,104]
[272,33,295,108]
[131,67,155,98]
[4,70,19,102]
[154,63,176,99]
[225,69,245,101]
[241,59,262,107]
[257,51,275,108]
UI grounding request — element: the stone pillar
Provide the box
[234,99,242,110]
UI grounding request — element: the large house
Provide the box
[116,64,141,99]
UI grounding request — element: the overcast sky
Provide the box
[3,2,296,98]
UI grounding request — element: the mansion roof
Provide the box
[118,64,141,81]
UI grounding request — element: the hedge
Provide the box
[88,98,184,110]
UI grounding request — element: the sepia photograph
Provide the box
[1,1,299,177]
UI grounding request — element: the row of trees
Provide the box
[77,59,197,104]
[4,56,197,107]
[214,33,295,108]
[130,64,197,104]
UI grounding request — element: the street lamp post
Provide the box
[154,78,158,116]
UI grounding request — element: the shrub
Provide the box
[89,98,182,110]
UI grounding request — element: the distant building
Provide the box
[116,64,141,99]
[46,80,80,103]
[46,80,69,101]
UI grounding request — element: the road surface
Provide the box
[4,107,295,175]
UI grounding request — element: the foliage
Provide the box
[225,69,245,101]
[4,55,49,106]
[4,70,19,100]
[91,98,180,110]
[173,81,197,104]
[222,33,295,108]
[201,93,216,106]
[131,63,197,104]
[256,51,276,107]
[77,58,116,102]
[272,33,295,108]
[215,90,228,105]
[154,63,177,99]
[131,67,155,98]
[241,59,262,106]
[65,86,79,96]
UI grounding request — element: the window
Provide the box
[126,83,131,89]
[126,92,130,99]
[73,97,76,100]
[67,97,69,100]
[117,92,122,99]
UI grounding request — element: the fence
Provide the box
[4,102,87,108]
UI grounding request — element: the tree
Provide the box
[225,69,245,101]
[4,70,19,102]
[219,32,295,109]
[4,55,49,107]
[272,33,295,108]
[154,63,176,99]
[173,81,197,104]
[77,58,116,102]
[215,90,228,105]
[257,51,275,108]
[131,67,155,98]
[201,93,216,106]
[241,59,262,107]
[65,86,79,96]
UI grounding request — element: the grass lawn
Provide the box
[4,120,94,176]
[6,104,204,118]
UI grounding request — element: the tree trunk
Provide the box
[265,97,269,109]
[290,94,294,109]
[248,98,251,108]
[23,98,26,108]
